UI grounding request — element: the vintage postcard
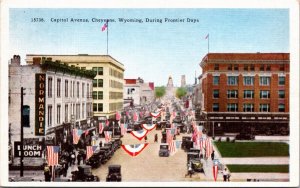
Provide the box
[0,0,299,187]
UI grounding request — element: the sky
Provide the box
[9,8,289,86]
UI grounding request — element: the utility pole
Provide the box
[20,87,24,177]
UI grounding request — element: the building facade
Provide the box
[124,78,154,106]
[9,55,94,167]
[199,53,289,135]
[26,54,125,121]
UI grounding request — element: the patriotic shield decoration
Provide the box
[130,129,148,140]
[150,111,161,118]
[142,124,156,131]
[213,163,218,181]
[121,143,149,157]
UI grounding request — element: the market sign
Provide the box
[35,74,46,136]
[14,141,44,157]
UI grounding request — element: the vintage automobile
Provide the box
[187,152,203,172]
[161,132,167,143]
[106,165,122,182]
[104,142,117,153]
[100,146,113,159]
[112,137,122,149]
[86,149,102,168]
[71,165,100,182]
[181,136,192,151]
[159,143,170,157]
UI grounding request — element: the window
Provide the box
[260,64,264,71]
[259,104,270,112]
[244,90,254,98]
[57,105,61,124]
[266,64,271,71]
[93,103,97,112]
[82,103,85,119]
[81,67,86,70]
[93,79,97,87]
[98,91,103,99]
[92,67,103,75]
[65,80,68,97]
[48,105,52,127]
[260,90,270,99]
[77,82,80,98]
[278,90,285,98]
[76,104,80,120]
[57,78,61,97]
[98,103,103,112]
[227,76,238,85]
[214,64,219,71]
[93,91,97,99]
[82,83,85,98]
[244,64,249,71]
[65,104,68,122]
[250,64,255,71]
[213,76,219,85]
[243,76,254,85]
[243,104,254,112]
[278,76,285,85]
[22,105,30,127]
[70,81,73,97]
[227,90,238,98]
[234,64,238,71]
[48,77,53,98]
[87,84,90,98]
[279,64,285,71]
[278,104,285,112]
[259,77,270,86]
[73,81,75,97]
[98,79,103,87]
[213,103,219,112]
[227,64,232,71]
[213,90,219,98]
[227,103,238,112]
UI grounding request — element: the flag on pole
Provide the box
[116,111,121,121]
[205,33,209,39]
[133,112,139,122]
[205,137,213,159]
[73,129,82,144]
[105,119,109,126]
[120,123,128,136]
[47,146,60,166]
[104,131,112,143]
[86,146,97,160]
[102,21,108,31]
[84,130,89,136]
[213,162,218,181]
[99,122,104,134]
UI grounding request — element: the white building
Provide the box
[9,55,94,167]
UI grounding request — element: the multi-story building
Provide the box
[199,53,289,135]
[9,55,94,167]
[124,78,154,106]
[26,54,125,121]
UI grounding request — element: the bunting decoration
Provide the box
[121,143,149,157]
[141,124,156,131]
[213,162,218,181]
[72,129,82,144]
[86,146,97,160]
[104,131,112,143]
[150,111,161,118]
[130,129,148,140]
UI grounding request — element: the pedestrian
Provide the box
[211,150,215,160]
[154,134,158,142]
[77,153,81,165]
[99,140,103,148]
[144,135,148,142]
[44,164,51,182]
[185,162,193,178]
[63,160,68,177]
[82,151,86,164]
[71,152,75,165]
[222,168,229,182]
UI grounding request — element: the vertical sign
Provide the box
[35,74,46,135]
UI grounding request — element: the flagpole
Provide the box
[208,34,209,54]
[107,21,109,55]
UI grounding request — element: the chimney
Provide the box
[33,57,42,65]
[11,55,21,65]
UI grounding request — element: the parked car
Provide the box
[187,152,203,172]
[100,146,113,159]
[106,165,122,182]
[71,165,99,182]
[159,143,170,157]
[112,137,122,149]
[86,149,102,168]
[181,136,192,151]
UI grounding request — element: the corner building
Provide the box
[199,53,289,135]
[27,54,125,121]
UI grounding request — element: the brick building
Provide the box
[198,53,289,136]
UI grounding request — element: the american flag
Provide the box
[99,122,104,134]
[199,137,205,150]
[73,129,82,144]
[86,146,97,160]
[133,112,139,122]
[116,111,121,120]
[47,146,60,166]
[205,137,213,159]
[169,140,182,156]
[166,128,176,144]
[104,131,112,143]
[120,123,127,136]
[102,21,108,31]
[196,126,203,138]
[192,121,197,132]
[205,33,209,39]
[105,119,109,126]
